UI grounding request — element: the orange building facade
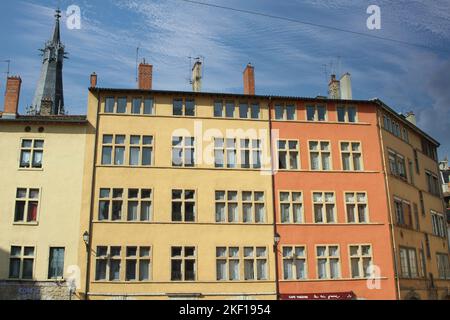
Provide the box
[271,99,398,300]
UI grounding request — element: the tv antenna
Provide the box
[3,60,11,77]
[135,46,140,83]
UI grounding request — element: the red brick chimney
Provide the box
[138,60,153,90]
[3,76,22,118]
[243,63,255,95]
[90,72,97,88]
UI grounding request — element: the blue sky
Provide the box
[0,0,449,157]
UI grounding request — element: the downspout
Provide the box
[84,89,101,300]
[268,97,280,300]
[376,107,401,300]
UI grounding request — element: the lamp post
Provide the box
[273,232,281,300]
[83,231,89,250]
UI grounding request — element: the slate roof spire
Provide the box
[32,8,67,115]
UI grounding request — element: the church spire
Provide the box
[31,8,66,115]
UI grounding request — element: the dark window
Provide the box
[105,98,115,113]
[173,99,183,116]
[214,101,223,117]
[48,248,65,279]
[117,98,127,113]
[143,98,154,115]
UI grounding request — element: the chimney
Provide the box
[40,97,53,116]
[138,60,153,90]
[90,72,97,88]
[340,73,352,100]
[192,61,202,92]
[328,74,341,99]
[3,76,22,119]
[405,111,417,126]
[243,63,255,95]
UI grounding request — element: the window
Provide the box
[214,138,237,169]
[144,98,154,115]
[226,101,235,118]
[399,247,418,278]
[436,253,450,280]
[421,139,437,161]
[242,191,265,223]
[214,101,224,117]
[172,190,196,222]
[345,192,368,223]
[349,245,372,278]
[132,98,142,114]
[251,103,260,119]
[275,104,296,121]
[172,136,195,167]
[244,247,268,281]
[98,188,123,221]
[425,171,440,196]
[95,246,121,281]
[306,105,327,121]
[9,246,35,280]
[240,139,262,169]
[20,139,44,169]
[239,103,249,119]
[216,247,240,281]
[215,191,265,223]
[309,141,331,170]
[14,188,39,223]
[280,192,303,224]
[419,191,425,216]
[431,211,446,238]
[173,99,195,116]
[341,142,363,171]
[127,189,153,222]
[105,97,115,113]
[414,150,420,174]
[130,135,154,166]
[282,246,307,280]
[388,150,407,180]
[394,198,413,228]
[278,140,299,170]
[48,248,65,279]
[101,135,125,166]
[171,247,196,281]
[215,191,238,223]
[313,192,336,223]
[316,246,340,279]
[117,97,127,114]
[126,247,151,281]
[337,106,357,123]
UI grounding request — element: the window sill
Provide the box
[13,222,39,227]
[277,223,380,226]
[18,168,44,172]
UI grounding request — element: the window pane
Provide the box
[20,150,31,168]
[275,105,284,120]
[139,260,150,281]
[102,147,112,165]
[287,105,296,120]
[114,147,125,165]
[130,147,140,166]
[185,100,195,116]
[172,202,182,222]
[214,102,223,117]
[9,259,21,279]
[126,260,137,281]
[110,260,121,281]
[105,98,115,113]
[317,106,326,121]
[185,260,196,280]
[239,103,248,118]
[22,259,34,279]
[127,202,138,221]
[348,107,357,122]
[14,201,25,222]
[48,248,65,279]
[144,98,154,115]
[142,148,152,166]
[337,107,346,122]
[173,99,183,116]
[117,98,127,113]
[132,98,141,114]
[27,202,38,222]
[216,203,225,222]
[141,202,152,221]
[226,102,235,117]
[244,260,254,280]
[217,260,226,280]
[306,106,315,121]
[251,104,260,119]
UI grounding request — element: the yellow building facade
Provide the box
[0,116,87,300]
[78,89,277,300]
[378,106,450,300]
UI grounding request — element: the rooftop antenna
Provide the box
[3,60,11,77]
[135,46,140,83]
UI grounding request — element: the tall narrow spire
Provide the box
[32,8,66,115]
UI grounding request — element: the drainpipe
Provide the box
[84,89,101,300]
[376,107,401,300]
[268,97,281,300]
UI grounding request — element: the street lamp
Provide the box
[83,231,90,248]
[274,232,281,252]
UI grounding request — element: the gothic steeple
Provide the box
[32,8,67,115]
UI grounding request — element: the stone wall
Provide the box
[0,281,76,300]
